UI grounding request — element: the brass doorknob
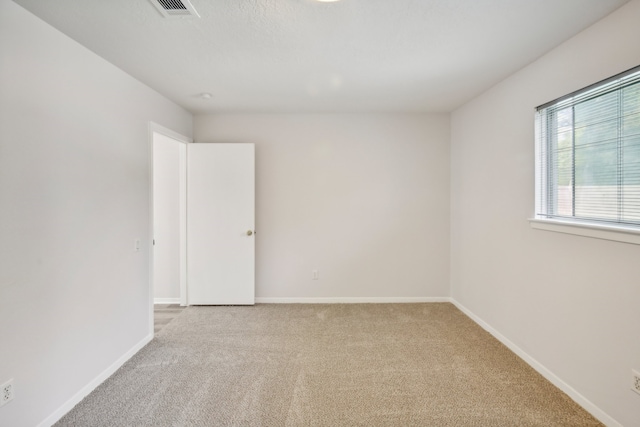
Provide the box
[246,230,253,236]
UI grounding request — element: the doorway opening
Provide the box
[149,125,256,335]
[149,123,190,335]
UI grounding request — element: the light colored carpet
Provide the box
[154,304,185,335]
[56,303,602,426]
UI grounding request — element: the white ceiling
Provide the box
[13,0,629,114]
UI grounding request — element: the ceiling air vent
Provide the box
[149,0,200,18]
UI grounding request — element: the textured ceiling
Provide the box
[13,0,629,114]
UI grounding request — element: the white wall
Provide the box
[0,1,192,426]
[450,1,640,425]
[152,133,182,302]
[195,114,450,301]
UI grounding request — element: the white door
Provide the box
[187,143,255,305]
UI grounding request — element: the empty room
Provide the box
[1,0,640,426]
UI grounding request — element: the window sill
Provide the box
[528,217,640,245]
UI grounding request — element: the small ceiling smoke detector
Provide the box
[199,93,213,100]
[149,0,200,18]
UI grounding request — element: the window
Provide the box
[535,66,640,231]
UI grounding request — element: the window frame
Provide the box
[531,65,640,245]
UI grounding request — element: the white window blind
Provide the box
[535,66,640,228]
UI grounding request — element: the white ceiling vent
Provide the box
[149,0,200,18]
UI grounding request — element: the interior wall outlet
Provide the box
[312,269,319,280]
[632,370,640,395]
[1,379,14,406]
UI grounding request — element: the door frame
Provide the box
[148,122,191,334]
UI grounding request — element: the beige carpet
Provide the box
[154,304,185,335]
[55,303,602,426]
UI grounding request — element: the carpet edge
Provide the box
[37,333,154,427]
[255,297,452,303]
[450,299,621,427]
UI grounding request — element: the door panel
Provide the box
[187,143,255,305]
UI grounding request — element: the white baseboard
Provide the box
[154,298,181,304]
[255,296,451,304]
[37,333,153,427]
[450,299,621,427]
